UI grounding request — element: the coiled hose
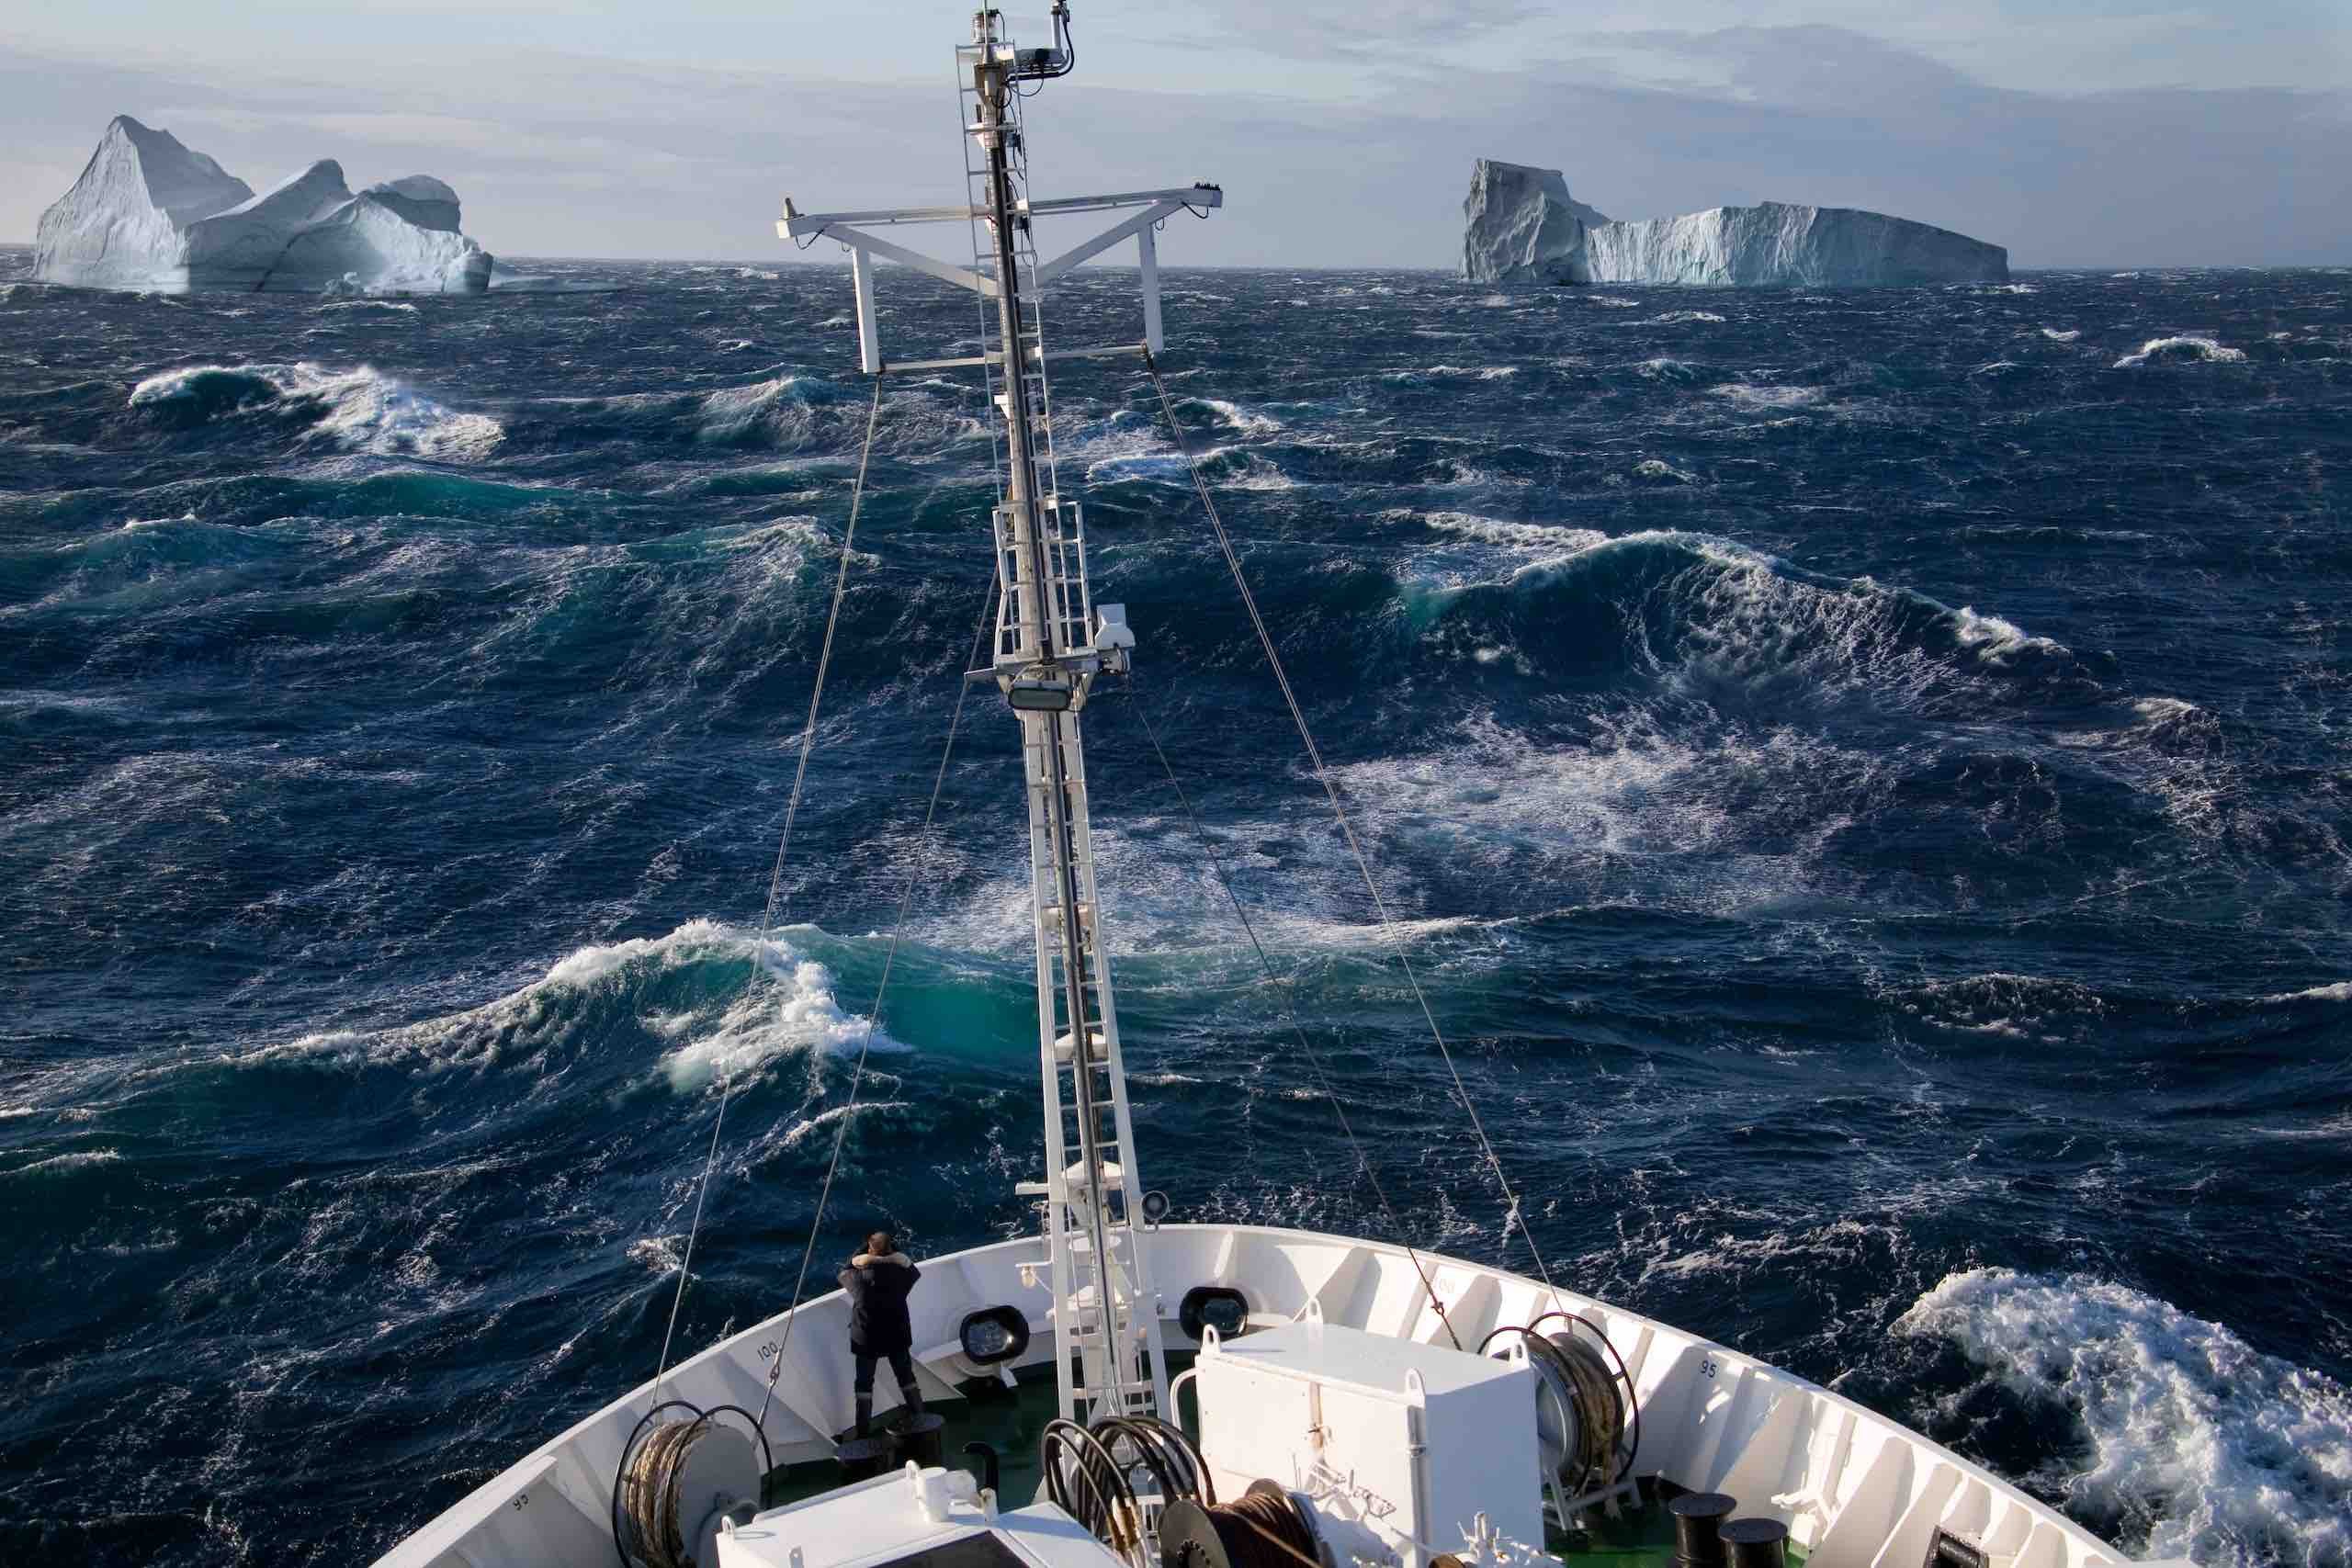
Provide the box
[1041,1415,1214,1563]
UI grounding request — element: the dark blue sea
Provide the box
[3,245,2349,1568]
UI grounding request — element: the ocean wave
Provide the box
[250,919,906,1092]
[2113,335,2246,369]
[1438,529,2088,712]
[1419,512,1609,553]
[2041,327,2082,342]
[1709,383,1824,410]
[6,1148,123,1177]
[127,361,503,460]
[1648,310,1725,324]
[773,1098,914,1152]
[1182,396,1283,434]
[1898,1269,2352,1568]
[522,373,980,455]
[1385,365,1520,385]
[2265,980,2352,1005]
[1883,972,2109,1041]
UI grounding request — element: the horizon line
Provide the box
[3,243,2345,276]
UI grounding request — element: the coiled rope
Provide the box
[1139,351,1565,1307]
[1159,1483,1324,1568]
[1204,1486,1322,1568]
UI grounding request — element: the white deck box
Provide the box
[1192,1311,1542,1568]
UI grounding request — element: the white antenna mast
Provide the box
[778,4,1220,1427]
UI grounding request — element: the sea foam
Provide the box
[1898,1269,2352,1567]
[2113,335,2246,369]
[128,361,503,460]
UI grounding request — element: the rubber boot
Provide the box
[853,1393,873,1438]
[899,1377,924,1419]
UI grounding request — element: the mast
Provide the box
[777,6,1221,1426]
[967,6,1159,1426]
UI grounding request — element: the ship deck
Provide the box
[760,1353,1813,1568]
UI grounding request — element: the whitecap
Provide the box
[7,1149,123,1176]
[2266,980,2352,1004]
[775,1099,911,1151]
[1898,1269,2352,1567]
[1196,397,1283,434]
[1709,383,1823,410]
[2041,327,2082,342]
[628,1234,685,1275]
[1952,605,2064,661]
[1633,458,1697,484]
[2113,335,2246,369]
[660,956,909,1093]
[251,919,906,1092]
[128,361,503,460]
[1420,512,1609,553]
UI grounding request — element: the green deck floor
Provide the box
[760,1359,1800,1568]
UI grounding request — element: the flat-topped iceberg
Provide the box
[34,117,492,294]
[1462,158,2007,288]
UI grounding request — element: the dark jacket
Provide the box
[838,1251,921,1354]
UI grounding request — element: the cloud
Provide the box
[1165,0,1547,59]
[1,27,2344,268]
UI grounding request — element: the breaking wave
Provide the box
[2113,335,2247,369]
[6,1149,125,1178]
[127,361,503,459]
[252,919,906,1092]
[1430,528,2090,712]
[1899,1269,2352,1568]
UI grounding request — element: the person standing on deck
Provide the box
[840,1230,922,1438]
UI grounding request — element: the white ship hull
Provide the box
[376,1224,2126,1568]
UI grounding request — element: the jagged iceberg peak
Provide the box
[32,117,255,290]
[32,119,492,295]
[1462,159,1610,285]
[1460,158,2008,288]
[365,175,462,233]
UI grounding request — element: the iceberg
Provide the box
[1461,160,2007,288]
[33,117,492,294]
[1461,159,1612,286]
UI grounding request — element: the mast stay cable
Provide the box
[752,524,1004,1432]
[1139,351,1567,1308]
[1125,682,1462,1348]
[753,567,998,1432]
[650,377,889,1400]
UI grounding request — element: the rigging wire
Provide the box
[1139,351,1568,1309]
[651,376,888,1398]
[1125,680,1461,1349]
[754,529,1005,1435]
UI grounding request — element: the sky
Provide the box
[2,1,2346,269]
